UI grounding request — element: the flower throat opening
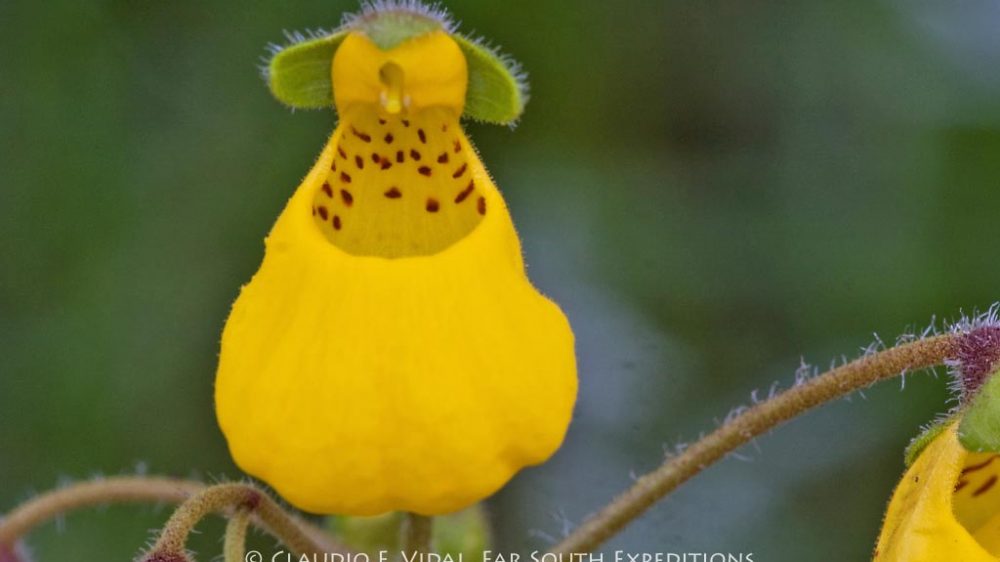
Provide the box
[311,105,486,258]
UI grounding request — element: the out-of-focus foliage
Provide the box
[329,507,490,558]
[2,1,1000,560]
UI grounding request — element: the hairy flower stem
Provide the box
[0,477,202,548]
[548,334,959,554]
[402,513,434,555]
[223,506,252,562]
[0,477,347,556]
[142,483,335,560]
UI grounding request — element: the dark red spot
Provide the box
[453,139,461,153]
[402,119,410,127]
[331,160,337,171]
[340,189,353,206]
[452,163,467,178]
[317,206,329,220]
[410,149,421,161]
[417,129,426,143]
[355,155,364,169]
[418,166,432,177]
[384,187,402,199]
[963,455,1000,475]
[372,153,381,164]
[477,196,486,215]
[321,182,333,197]
[426,198,440,212]
[241,490,262,510]
[437,152,449,164]
[379,159,391,170]
[333,215,342,230]
[974,475,998,497]
[340,172,352,183]
[378,118,387,125]
[441,123,448,132]
[957,479,970,492]
[311,207,316,216]
[455,181,474,203]
[396,150,405,163]
[351,127,372,143]
[337,146,347,159]
[384,133,394,144]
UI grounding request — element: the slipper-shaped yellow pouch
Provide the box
[215,4,577,516]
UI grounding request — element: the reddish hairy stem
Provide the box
[0,477,346,556]
[548,334,958,554]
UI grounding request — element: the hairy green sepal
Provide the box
[265,30,526,124]
[905,417,952,467]
[452,34,526,125]
[355,11,442,50]
[959,368,1000,452]
[267,32,346,109]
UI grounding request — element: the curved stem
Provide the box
[0,477,202,547]
[402,513,433,554]
[224,506,252,562]
[143,482,341,559]
[548,334,958,554]
[0,477,347,556]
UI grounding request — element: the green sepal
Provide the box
[266,31,347,109]
[433,506,492,560]
[959,368,1000,452]
[905,417,953,467]
[356,10,443,50]
[453,34,527,125]
[328,506,491,560]
[327,512,402,554]
[263,28,527,125]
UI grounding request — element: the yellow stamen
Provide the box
[379,61,407,114]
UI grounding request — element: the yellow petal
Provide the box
[215,30,576,516]
[317,104,487,258]
[875,424,998,561]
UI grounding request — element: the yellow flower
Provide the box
[875,423,1000,560]
[214,10,577,516]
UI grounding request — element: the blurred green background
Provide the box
[3,0,1000,559]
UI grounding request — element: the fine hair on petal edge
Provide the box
[341,0,458,34]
